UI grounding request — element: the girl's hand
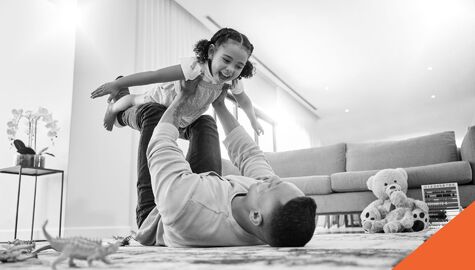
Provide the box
[252,120,264,136]
[90,81,120,102]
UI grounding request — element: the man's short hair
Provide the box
[268,197,317,247]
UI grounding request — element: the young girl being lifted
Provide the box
[91,28,263,135]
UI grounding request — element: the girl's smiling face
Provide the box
[208,40,250,83]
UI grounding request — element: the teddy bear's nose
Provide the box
[389,185,396,190]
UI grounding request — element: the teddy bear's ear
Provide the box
[396,168,408,179]
[367,176,374,190]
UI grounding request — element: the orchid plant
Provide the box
[6,107,59,156]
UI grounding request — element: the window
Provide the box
[212,93,276,160]
[256,119,275,152]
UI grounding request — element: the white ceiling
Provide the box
[176,0,475,143]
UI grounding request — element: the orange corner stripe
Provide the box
[394,202,475,269]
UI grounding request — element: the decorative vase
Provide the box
[15,154,45,168]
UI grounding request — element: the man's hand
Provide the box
[160,76,203,128]
[212,89,228,109]
[91,81,120,103]
[175,76,202,101]
[172,76,203,111]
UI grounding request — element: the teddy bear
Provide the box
[360,168,429,233]
[360,205,384,233]
[411,208,430,232]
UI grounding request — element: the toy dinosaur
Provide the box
[38,220,120,270]
[0,239,37,263]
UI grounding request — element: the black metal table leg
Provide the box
[14,167,23,240]
[30,176,38,240]
[59,171,64,238]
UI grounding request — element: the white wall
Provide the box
[0,0,76,241]
[66,0,137,237]
[316,95,475,146]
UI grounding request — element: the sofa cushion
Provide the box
[331,161,472,192]
[346,131,459,171]
[282,175,332,195]
[331,170,378,192]
[461,125,475,184]
[265,143,346,177]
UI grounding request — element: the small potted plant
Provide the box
[6,107,59,168]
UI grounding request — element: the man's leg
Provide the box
[181,115,222,174]
[118,102,167,228]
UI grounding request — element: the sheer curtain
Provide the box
[131,0,212,153]
[135,0,211,73]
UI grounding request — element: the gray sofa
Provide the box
[222,126,475,214]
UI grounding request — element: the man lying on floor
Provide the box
[130,78,317,247]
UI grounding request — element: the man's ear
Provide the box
[249,210,263,226]
[207,44,215,60]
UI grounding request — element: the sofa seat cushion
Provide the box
[265,143,346,177]
[346,131,459,171]
[282,175,332,195]
[331,161,472,192]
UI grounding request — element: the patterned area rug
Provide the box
[2,231,434,270]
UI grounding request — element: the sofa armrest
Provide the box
[461,126,475,183]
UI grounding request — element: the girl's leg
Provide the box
[181,115,222,174]
[118,102,167,228]
[104,94,135,131]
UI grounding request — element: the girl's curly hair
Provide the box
[193,28,255,80]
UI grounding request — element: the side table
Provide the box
[0,166,64,241]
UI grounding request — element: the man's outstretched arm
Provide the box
[212,91,275,179]
[212,91,240,135]
[146,78,202,224]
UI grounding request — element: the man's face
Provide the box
[246,176,304,221]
